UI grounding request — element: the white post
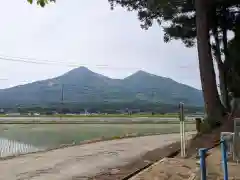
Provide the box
[179,102,186,157]
[179,103,182,157]
[180,120,183,157]
[183,104,186,157]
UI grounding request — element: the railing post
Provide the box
[199,148,207,180]
[221,139,229,180]
[195,118,202,134]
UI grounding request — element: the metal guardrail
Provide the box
[199,139,228,180]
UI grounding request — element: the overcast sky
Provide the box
[0,0,200,89]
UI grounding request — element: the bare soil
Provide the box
[129,158,199,180]
[184,119,234,158]
[205,146,240,180]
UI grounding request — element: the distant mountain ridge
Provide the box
[0,67,203,107]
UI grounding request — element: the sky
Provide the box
[0,0,200,89]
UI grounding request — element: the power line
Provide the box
[0,54,76,64]
[0,55,140,70]
[0,54,196,70]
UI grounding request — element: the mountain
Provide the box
[0,67,203,107]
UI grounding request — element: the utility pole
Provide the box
[0,79,7,114]
[151,91,155,102]
[151,90,156,115]
[60,84,64,120]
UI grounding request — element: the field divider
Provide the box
[0,121,195,124]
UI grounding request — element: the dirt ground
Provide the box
[205,147,240,180]
[129,157,199,180]
[0,133,194,180]
[125,144,240,180]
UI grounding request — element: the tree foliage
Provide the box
[109,0,197,47]
[109,0,240,50]
[27,0,55,7]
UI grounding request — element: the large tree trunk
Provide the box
[221,6,230,111]
[195,0,224,126]
[219,69,229,110]
[212,28,229,111]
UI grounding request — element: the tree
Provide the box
[27,0,55,7]
[195,0,223,125]
[227,25,240,95]
[160,1,239,111]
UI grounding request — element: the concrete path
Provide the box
[0,133,194,180]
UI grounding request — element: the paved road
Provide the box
[0,133,194,180]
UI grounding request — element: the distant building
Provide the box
[116,109,141,114]
[116,109,125,114]
[6,113,20,116]
[0,109,4,114]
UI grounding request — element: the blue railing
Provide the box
[199,139,228,180]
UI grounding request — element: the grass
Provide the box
[0,123,195,149]
[0,116,195,124]
[52,113,179,118]
[0,113,179,118]
[0,120,194,124]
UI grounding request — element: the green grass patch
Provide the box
[49,113,179,118]
[0,113,179,118]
